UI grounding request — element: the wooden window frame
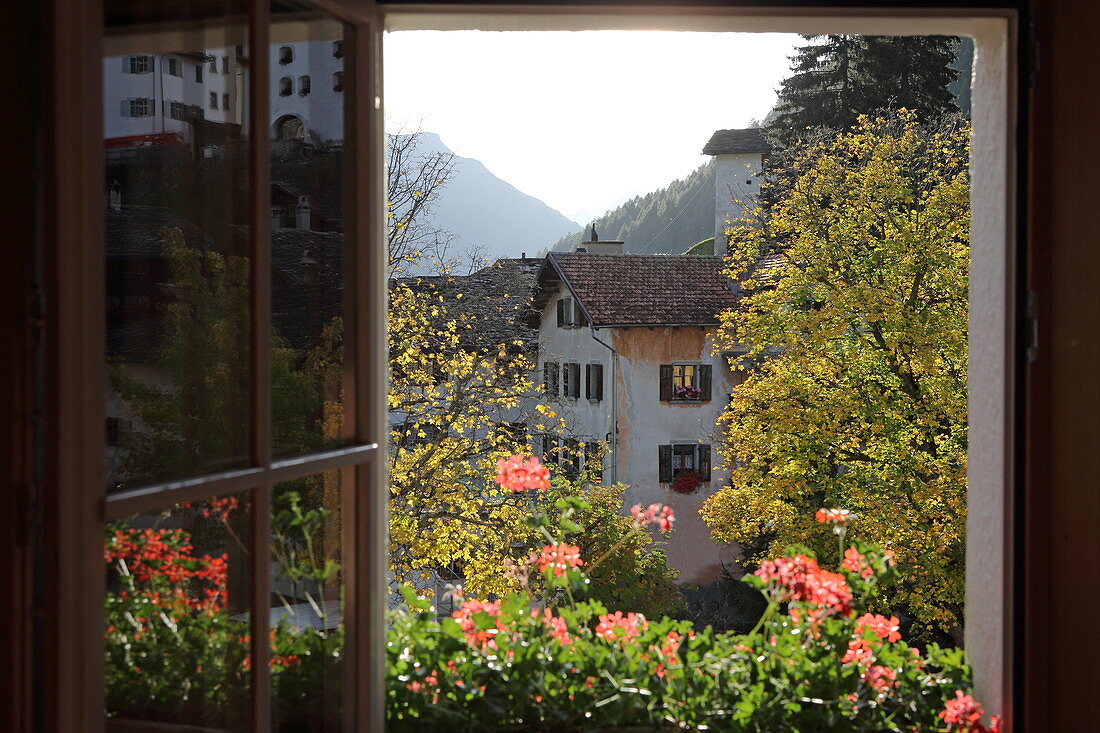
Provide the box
[45,0,387,730]
[32,1,1026,731]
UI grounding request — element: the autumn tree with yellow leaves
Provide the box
[701,111,970,640]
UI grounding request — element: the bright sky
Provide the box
[384,31,799,224]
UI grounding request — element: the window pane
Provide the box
[105,494,251,730]
[270,2,350,457]
[271,471,345,731]
[104,1,251,492]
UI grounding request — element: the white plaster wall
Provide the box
[536,284,738,586]
[103,49,240,140]
[269,41,346,143]
[536,287,616,460]
[609,325,737,586]
[713,152,763,255]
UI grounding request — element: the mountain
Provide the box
[401,132,580,262]
[550,161,715,255]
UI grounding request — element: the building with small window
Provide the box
[102,49,241,146]
[526,230,745,584]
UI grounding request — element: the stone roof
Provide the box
[702,128,772,156]
[531,253,736,328]
[270,228,345,351]
[106,205,212,257]
[397,258,543,354]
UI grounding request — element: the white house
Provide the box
[526,231,745,585]
[702,128,771,255]
[269,39,346,143]
[103,49,242,146]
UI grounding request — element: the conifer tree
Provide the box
[767,35,961,146]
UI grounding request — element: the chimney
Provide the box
[108,181,122,212]
[578,221,623,255]
[295,195,311,230]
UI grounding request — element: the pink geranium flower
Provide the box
[495,454,551,492]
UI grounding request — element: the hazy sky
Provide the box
[384,31,800,224]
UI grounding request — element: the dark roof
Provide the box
[702,128,772,156]
[270,229,345,351]
[397,258,543,354]
[105,205,212,257]
[532,253,736,328]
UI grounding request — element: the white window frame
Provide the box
[671,361,700,400]
[125,55,151,74]
[384,7,1017,716]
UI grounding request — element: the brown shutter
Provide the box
[659,444,673,483]
[556,299,565,327]
[585,363,592,400]
[659,364,673,401]
[565,438,580,478]
[698,444,712,482]
[699,364,713,402]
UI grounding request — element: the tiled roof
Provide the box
[541,253,736,327]
[702,128,772,156]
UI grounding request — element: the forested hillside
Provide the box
[550,161,715,254]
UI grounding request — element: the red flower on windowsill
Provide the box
[668,470,702,494]
[672,385,701,400]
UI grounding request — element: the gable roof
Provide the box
[702,128,772,156]
[531,253,736,328]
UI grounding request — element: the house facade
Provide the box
[527,235,743,585]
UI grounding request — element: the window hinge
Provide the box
[1026,290,1039,363]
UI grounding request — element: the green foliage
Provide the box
[572,483,684,619]
[549,162,715,255]
[702,112,970,637]
[386,500,992,732]
[767,35,961,146]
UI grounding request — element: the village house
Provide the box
[525,232,744,585]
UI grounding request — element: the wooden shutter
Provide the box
[565,438,580,478]
[585,364,591,400]
[699,364,713,402]
[593,364,604,402]
[659,364,673,401]
[658,444,673,483]
[542,434,558,463]
[556,299,566,327]
[584,441,599,474]
[698,444,712,482]
[573,299,584,327]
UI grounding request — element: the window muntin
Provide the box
[168,100,185,119]
[222,93,230,111]
[672,363,697,398]
[125,55,152,73]
[543,361,560,396]
[167,56,182,76]
[209,90,218,108]
[124,98,152,117]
